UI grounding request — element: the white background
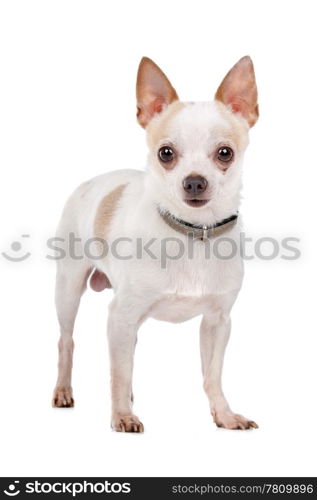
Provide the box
[0,0,316,477]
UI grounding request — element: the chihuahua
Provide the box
[52,56,259,432]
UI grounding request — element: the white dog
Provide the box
[52,56,259,432]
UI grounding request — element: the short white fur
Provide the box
[52,56,259,432]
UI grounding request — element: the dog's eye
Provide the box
[217,146,234,163]
[158,146,175,163]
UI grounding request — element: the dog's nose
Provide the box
[183,176,208,196]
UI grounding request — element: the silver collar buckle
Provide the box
[201,225,209,241]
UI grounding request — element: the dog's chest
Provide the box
[148,251,243,322]
[149,294,212,323]
[163,242,243,294]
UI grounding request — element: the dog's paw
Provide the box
[52,386,74,408]
[111,413,144,433]
[213,411,258,430]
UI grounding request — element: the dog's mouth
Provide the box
[184,199,209,208]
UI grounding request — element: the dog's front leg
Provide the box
[107,295,148,433]
[200,309,258,430]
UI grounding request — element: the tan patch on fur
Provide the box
[146,101,185,147]
[213,100,249,151]
[94,184,127,240]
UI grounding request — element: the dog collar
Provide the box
[158,207,238,241]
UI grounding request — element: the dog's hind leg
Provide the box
[52,259,91,407]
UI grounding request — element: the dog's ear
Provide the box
[215,56,259,127]
[136,57,178,128]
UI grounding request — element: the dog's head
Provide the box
[136,56,258,223]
